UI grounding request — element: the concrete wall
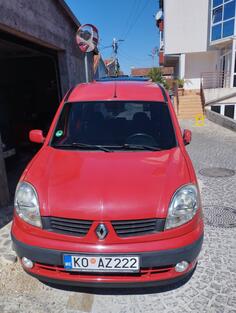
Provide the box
[204,88,236,104]
[206,107,236,132]
[164,0,210,54]
[184,51,218,89]
[0,0,92,95]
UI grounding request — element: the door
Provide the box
[220,53,231,87]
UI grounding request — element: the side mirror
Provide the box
[183,129,192,145]
[29,130,45,144]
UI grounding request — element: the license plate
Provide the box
[63,255,140,272]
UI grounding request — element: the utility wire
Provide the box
[100,45,112,51]
[119,48,150,62]
[119,0,143,39]
[122,0,152,41]
[99,1,141,52]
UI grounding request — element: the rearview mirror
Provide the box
[183,129,192,145]
[29,130,45,144]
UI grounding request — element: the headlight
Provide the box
[165,184,199,230]
[14,182,42,228]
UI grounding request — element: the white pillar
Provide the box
[179,54,185,79]
[230,37,236,88]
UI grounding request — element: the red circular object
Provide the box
[76,24,99,53]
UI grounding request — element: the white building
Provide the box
[157,0,236,91]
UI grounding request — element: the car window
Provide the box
[51,101,177,150]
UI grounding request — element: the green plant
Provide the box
[148,67,170,89]
[175,78,185,88]
[174,78,192,88]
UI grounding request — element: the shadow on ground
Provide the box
[0,148,35,229]
[0,205,13,229]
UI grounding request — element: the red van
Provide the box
[12,80,203,288]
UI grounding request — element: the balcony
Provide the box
[201,72,231,89]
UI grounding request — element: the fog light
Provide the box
[175,261,189,273]
[22,257,34,269]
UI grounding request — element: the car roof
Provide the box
[67,81,167,103]
[96,76,150,82]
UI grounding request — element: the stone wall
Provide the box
[205,107,236,132]
[0,0,93,95]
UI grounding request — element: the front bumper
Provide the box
[12,234,203,287]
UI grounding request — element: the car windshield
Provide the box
[51,101,177,150]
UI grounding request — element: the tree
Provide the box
[148,67,169,89]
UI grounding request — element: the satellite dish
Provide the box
[155,10,163,21]
[76,24,99,53]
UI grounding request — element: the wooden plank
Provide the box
[0,133,10,206]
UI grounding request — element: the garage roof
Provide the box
[58,0,80,28]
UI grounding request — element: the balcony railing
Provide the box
[201,72,231,89]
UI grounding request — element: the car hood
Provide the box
[25,146,190,220]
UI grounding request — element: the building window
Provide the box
[212,24,222,40]
[211,106,221,113]
[224,0,235,19]
[211,0,236,41]
[225,105,235,118]
[213,7,223,23]
[223,19,235,36]
[213,0,223,7]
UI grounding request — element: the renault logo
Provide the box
[95,223,108,240]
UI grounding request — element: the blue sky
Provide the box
[65,0,160,74]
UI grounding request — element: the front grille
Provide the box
[35,262,173,277]
[112,218,165,237]
[42,217,165,238]
[42,217,92,237]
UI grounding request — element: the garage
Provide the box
[0,30,61,201]
[0,0,93,208]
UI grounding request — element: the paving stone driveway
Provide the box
[0,119,236,313]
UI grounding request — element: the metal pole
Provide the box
[85,53,89,83]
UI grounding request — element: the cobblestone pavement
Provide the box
[0,119,236,313]
[0,206,13,229]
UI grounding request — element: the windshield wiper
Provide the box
[52,143,162,152]
[118,144,162,151]
[52,142,113,152]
